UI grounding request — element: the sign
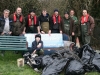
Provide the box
[25,34,64,48]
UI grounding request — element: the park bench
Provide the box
[0,36,27,51]
[0,34,74,54]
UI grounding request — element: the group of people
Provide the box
[0,7,95,72]
[0,7,95,45]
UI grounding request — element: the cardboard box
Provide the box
[17,58,24,67]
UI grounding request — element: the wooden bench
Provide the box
[0,36,27,51]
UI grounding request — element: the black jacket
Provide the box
[0,16,13,34]
[32,40,43,51]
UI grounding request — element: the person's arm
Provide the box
[72,19,76,36]
[9,18,13,34]
[22,17,26,34]
[49,17,52,34]
[0,18,3,35]
[59,18,63,34]
[32,41,37,54]
[89,16,95,34]
[37,26,41,34]
[36,41,43,50]
[36,17,41,34]
[24,17,28,33]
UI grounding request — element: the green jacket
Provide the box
[62,17,75,35]
[70,16,78,25]
[10,13,25,36]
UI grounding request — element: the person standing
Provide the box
[38,9,51,34]
[10,7,25,36]
[62,11,75,41]
[80,9,95,45]
[50,9,62,33]
[0,9,13,56]
[70,10,78,42]
[25,9,40,33]
[0,9,13,35]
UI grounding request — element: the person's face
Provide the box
[70,10,74,16]
[42,10,47,16]
[64,14,69,19]
[16,8,22,15]
[4,11,9,18]
[54,11,58,16]
[30,12,35,17]
[83,10,87,16]
[36,37,40,42]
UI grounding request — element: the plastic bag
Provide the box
[42,58,68,75]
[92,52,100,72]
[65,59,85,75]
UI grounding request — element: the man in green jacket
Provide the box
[62,11,75,41]
[70,10,78,42]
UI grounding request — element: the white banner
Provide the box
[25,34,64,48]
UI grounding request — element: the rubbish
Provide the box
[65,59,85,75]
[42,58,69,75]
[17,58,24,67]
[80,44,95,72]
[92,52,100,72]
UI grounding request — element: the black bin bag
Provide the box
[42,55,54,68]
[42,58,69,75]
[65,59,85,75]
[92,52,100,72]
[80,44,95,72]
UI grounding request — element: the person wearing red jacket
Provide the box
[25,9,40,33]
[50,9,62,33]
[80,9,95,45]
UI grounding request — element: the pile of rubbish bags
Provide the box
[23,44,100,75]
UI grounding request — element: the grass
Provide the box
[0,51,100,75]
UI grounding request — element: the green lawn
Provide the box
[0,51,100,75]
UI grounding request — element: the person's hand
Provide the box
[41,31,45,34]
[1,32,4,35]
[72,32,75,36]
[8,32,12,34]
[60,31,62,34]
[48,30,51,36]
[37,43,41,48]
[22,31,26,34]
[33,50,36,54]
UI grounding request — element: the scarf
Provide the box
[28,15,37,26]
[53,14,61,24]
[81,14,89,24]
[13,13,23,22]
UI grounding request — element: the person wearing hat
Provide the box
[38,9,51,34]
[50,9,62,33]
[31,34,43,55]
[25,9,40,33]
[62,11,75,41]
